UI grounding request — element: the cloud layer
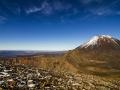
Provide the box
[0,0,120,23]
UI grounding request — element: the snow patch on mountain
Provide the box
[81,36,99,48]
[81,35,120,48]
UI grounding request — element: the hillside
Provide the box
[66,35,120,76]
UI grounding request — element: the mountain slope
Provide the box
[66,35,120,76]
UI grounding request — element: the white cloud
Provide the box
[89,8,113,16]
[26,1,53,15]
[25,1,73,16]
[41,1,53,15]
[26,7,42,14]
[86,0,120,16]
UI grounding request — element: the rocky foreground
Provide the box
[0,64,119,90]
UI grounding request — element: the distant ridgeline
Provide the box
[0,51,65,57]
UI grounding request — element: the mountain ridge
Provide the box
[66,35,120,76]
[79,35,120,50]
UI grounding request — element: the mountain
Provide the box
[79,35,120,50]
[0,50,66,57]
[0,51,36,57]
[66,35,120,76]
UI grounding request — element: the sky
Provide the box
[0,0,120,50]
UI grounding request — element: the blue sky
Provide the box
[0,0,120,50]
